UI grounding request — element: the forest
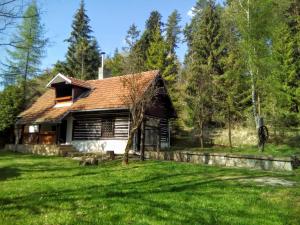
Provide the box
[0,0,299,151]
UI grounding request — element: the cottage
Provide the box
[15,70,176,154]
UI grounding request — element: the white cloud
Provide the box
[187,7,195,18]
[187,6,203,18]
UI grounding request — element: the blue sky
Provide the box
[39,0,195,69]
[1,0,223,71]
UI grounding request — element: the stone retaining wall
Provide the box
[5,144,66,156]
[145,151,298,171]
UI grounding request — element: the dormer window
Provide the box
[55,83,72,103]
[46,73,91,107]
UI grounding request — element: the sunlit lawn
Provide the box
[0,151,299,225]
[171,144,300,157]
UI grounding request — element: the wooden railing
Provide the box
[23,132,57,145]
[55,96,72,102]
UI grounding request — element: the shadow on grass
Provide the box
[0,152,298,224]
[0,167,20,181]
[0,169,294,224]
[285,135,300,149]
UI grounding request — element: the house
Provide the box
[15,70,176,154]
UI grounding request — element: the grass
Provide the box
[0,151,300,225]
[171,144,300,157]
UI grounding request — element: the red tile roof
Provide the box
[65,75,91,89]
[17,70,159,124]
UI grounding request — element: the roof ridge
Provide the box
[60,70,159,83]
[87,70,160,82]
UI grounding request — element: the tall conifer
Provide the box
[184,0,225,147]
[65,0,100,80]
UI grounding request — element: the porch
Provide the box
[17,119,71,145]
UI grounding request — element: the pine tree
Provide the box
[64,0,100,80]
[1,1,47,103]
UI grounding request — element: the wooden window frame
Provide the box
[101,119,114,138]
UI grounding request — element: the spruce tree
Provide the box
[164,10,182,131]
[145,26,166,71]
[130,10,164,70]
[65,0,100,80]
[268,2,300,127]
[184,0,225,147]
[166,10,181,55]
[215,7,250,147]
[164,10,181,85]
[285,0,300,114]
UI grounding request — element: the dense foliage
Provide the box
[0,0,299,148]
[0,85,23,132]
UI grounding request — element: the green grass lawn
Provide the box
[171,144,300,157]
[0,151,300,225]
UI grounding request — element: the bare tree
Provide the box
[119,70,160,165]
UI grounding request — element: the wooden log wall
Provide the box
[72,111,129,140]
[160,118,169,143]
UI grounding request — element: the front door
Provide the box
[59,120,67,143]
[135,127,141,152]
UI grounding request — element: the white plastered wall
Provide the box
[72,139,128,154]
[65,114,129,154]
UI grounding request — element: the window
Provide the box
[29,125,39,133]
[72,119,102,140]
[56,84,72,98]
[102,119,114,137]
[72,117,115,140]
[55,83,72,103]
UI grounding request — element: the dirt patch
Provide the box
[241,177,297,187]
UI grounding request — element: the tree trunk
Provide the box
[140,120,145,161]
[23,48,30,106]
[245,1,262,149]
[199,121,204,149]
[81,55,84,80]
[123,113,144,165]
[228,105,232,148]
[123,131,133,165]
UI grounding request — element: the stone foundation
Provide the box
[5,144,70,156]
[145,151,298,171]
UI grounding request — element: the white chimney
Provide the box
[98,52,106,80]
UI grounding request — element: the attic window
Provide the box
[55,83,72,102]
